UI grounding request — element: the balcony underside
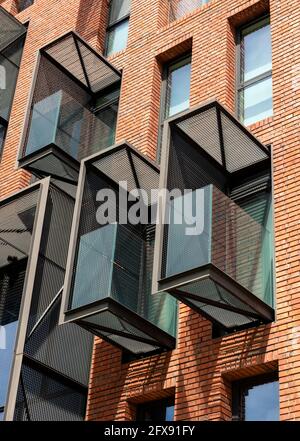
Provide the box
[65,298,176,355]
[158,264,274,330]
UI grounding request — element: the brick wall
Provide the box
[1,0,300,420]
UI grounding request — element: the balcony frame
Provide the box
[152,99,274,329]
[60,141,176,354]
[17,31,122,188]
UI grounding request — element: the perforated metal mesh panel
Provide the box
[0,7,26,52]
[175,101,269,173]
[14,362,87,421]
[169,0,209,22]
[44,32,121,93]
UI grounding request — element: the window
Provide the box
[232,373,279,421]
[17,0,34,12]
[136,398,175,421]
[0,260,27,417]
[105,0,131,56]
[237,16,272,126]
[157,54,191,160]
[0,407,4,421]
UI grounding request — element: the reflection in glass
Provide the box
[242,23,272,82]
[165,188,211,277]
[244,380,279,421]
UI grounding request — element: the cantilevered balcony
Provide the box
[0,180,93,420]
[0,7,27,155]
[153,100,275,331]
[61,142,177,355]
[18,32,121,193]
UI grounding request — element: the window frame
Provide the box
[104,1,131,57]
[236,14,272,124]
[157,52,192,162]
[232,371,279,421]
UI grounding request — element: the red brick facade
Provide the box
[1,0,300,421]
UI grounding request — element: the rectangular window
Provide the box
[92,86,120,152]
[157,54,191,161]
[17,0,34,12]
[0,260,27,415]
[136,398,175,421]
[232,373,279,421]
[105,0,131,56]
[237,16,273,126]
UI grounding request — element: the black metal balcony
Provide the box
[61,142,177,355]
[0,180,93,420]
[0,7,27,156]
[18,32,121,195]
[153,100,275,331]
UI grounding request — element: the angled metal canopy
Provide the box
[0,6,26,53]
[42,31,121,94]
[169,100,270,174]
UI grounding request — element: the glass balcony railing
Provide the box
[163,185,273,308]
[62,142,177,355]
[169,0,210,22]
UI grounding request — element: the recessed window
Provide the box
[136,397,175,421]
[105,0,131,56]
[157,54,191,161]
[232,373,279,421]
[237,16,273,125]
[17,0,34,12]
[169,0,211,22]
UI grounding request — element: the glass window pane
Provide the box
[239,76,273,126]
[166,58,191,117]
[0,321,18,408]
[109,0,131,24]
[242,21,272,82]
[244,380,279,421]
[0,410,4,421]
[165,188,211,278]
[17,0,34,13]
[106,19,129,56]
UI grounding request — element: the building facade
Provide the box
[0,0,299,421]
